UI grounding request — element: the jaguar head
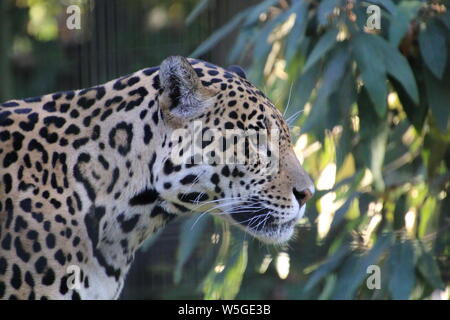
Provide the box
[156,56,314,244]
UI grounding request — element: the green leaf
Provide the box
[439,8,450,30]
[418,196,438,238]
[423,125,448,178]
[203,240,248,300]
[285,0,309,62]
[388,240,415,299]
[388,1,422,46]
[174,215,211,284]
[336,119,352,169]
[227,0,279,63]
[317,0,338,26]
[389,60,427,132]
[318,274,337,300]
[423,56,450,133]
[242,0,278,27]
[302,43,350,134]
[253,1,303,62]
[329,67,357,131]
[303,28,338,72]
[357,88,389,191]
[331,192,358,229]
[186,0,214,26]
[352,33,387,117]
[291,58,321,112]
[228,28,254,63]
[332,233,393,299]
[393,194,407,230]
[190,8,251,57]
[315,43,350,100]
[331,68,357,167]
[304,245,350,292]
[419,21,448,79]
[416,240,445,290]
[374,36,419,104]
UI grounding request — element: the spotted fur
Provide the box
[0,56,314,299]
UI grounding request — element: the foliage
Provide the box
[0,0,207,102]
[175,0,450,300]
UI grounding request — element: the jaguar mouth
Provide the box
[230,207,275,231]
[229,205,300,244]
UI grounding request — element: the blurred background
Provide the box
[0,0,449,300]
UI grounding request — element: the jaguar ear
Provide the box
[159,56,211,119]
[227,65,247,79]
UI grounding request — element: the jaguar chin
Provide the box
[224,196,310,244]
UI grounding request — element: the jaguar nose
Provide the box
[293,187,313,206]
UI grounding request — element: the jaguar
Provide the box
[0,56,314,299]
